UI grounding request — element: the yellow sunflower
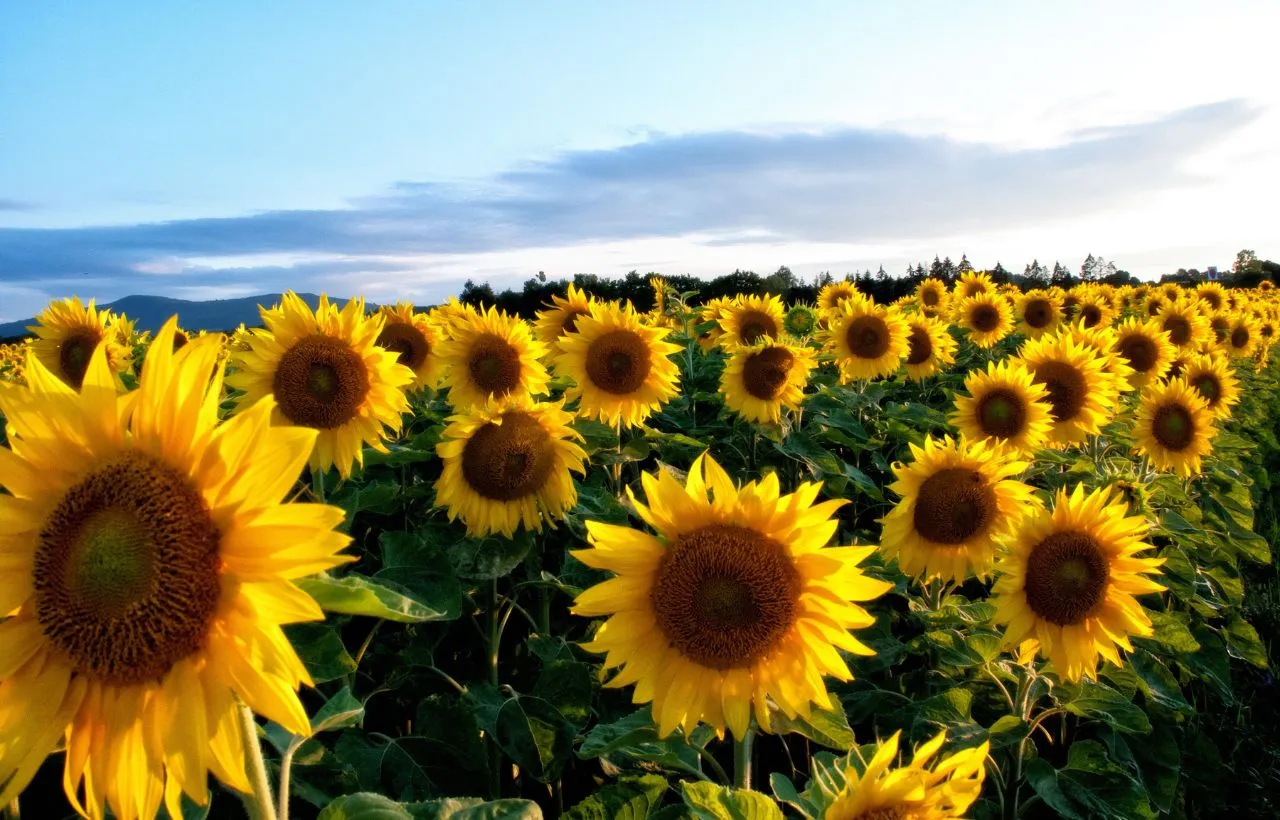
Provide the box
[1143,292,1169,318]
[954,293,1014,348]
[572,453,891,739]
[1157,298,1211,351]
[1225,313,1259,358]
[950,359,1053,456]
[1134,378,1217,476]
[436,305,550,411]
[28,297,132,390]
[1206,311,1232,346]
[815,730,989,820]
[992,484,1166,682]
[720,341,817,424]
[915,279,949,314]
[1111,317,1176,389]
[434,395,587,537]
[718,293,786,349]
[881,436,1037,583]
[1195,281,1228,312]
[817,280,861,313]
[824,299,910,382]
[1073,294,1115,330]
[0,320,352,820]
[696,298,731,353]
[554,301,681,428]
[1014,289,1063,338]
[1017,333,1117,447]
[1181,353,1241,421]
[375,301,444,391]
[954,270,994,299]
[227,292,414,478]
[1159,283,1184,302]
[533,283,596,347]
[903,315,957,381]
[427,297,481,341]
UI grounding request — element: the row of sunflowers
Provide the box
[0,271,1278,820]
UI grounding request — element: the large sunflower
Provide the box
[950,359,1053,456]
[824,299,910,382]
[1181,353,1241,421]
[1157,298,1211,351]
[817,280,861,313]
[954,293,1013,349]
[554,301,681,428]
[434,396,587,537]
[227,292,414,479]
[720,340,817,424]
[437,305,550,411]
[903,315,957,382]
[1111,317,1176,390]
[954,270,994,299]
[375,301,444,391]
[1017,333,1117,447]
[1195,281,1228,312]
[992,484,1165,682]
[0,321,351,820]
[28,297,131,390]
[572,454,891,739]
[1015,289,1063,338]
[881,436,1036,583]
[717,293,786,349]
[1134,378,1216,476]
[533,283,596,347]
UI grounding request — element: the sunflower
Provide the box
[427,297,481,341]
[954,270,994,299]
[1157,298,1211,351]
[436,304,550,412]
[1207,311,1231,346]
[881,436,1036,583]
[1159,283,1184,302]
[954,293,1013,348]
[696,297,732,353]
[375,301,444,391]
[783,304,818,338]
[903,315,957,381]
[1015,289,1063,338]
[1225,313,1259,358]
[1134,378,1216,476]
[813,730,989,820]
[28,297,131,390]
[818,280,861,313]
[824,299,910,382]
[227,292,414,479]
[572,454,890,739]
[1260,280,1277,292]
[1195,281,1228,312]
[720,341,817,424]
[0,320,352,820]
[1143,292,1168,319]
[434,396,587,537]
[1017,334,1117,447]
[1073,294,1114,330]
[533,284,596,347]
[1111,317,1176,389]
[992,484,1165,682]
[950,359,1053,456]
[1181,353,1241,420]
[718,293,786,349]
[915,279,949,313]
[555,301,681,428]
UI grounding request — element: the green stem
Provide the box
[733,727,755,791]
[278,739,303,820]
[237,702,279,820]
[487,578,502,799]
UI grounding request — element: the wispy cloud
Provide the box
[0,198,38,212]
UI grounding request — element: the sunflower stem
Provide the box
[237,702,280,820]
[487,578,503,799]
[732,727,755,791]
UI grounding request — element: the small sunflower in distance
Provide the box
[1196,281,1229,312]
[227,292,414,478]
[434,395,587,537]
[28,296,131,390]
[825,298,910,382]
[0,321,352,820]
[718,293,786,349]
[915,278,949,314]
[1226,313,1259,358]
[1181,353,1241,421]
[437,305,550,410]
[555,300,681,428]
[1158,298,1211,351]
[818,280,860,313]
[376,301,444,391]
[1073,294,1114,330]
[720,340,817,424]
[572,453,891,739]
[1134,378,1216,476]
[955,292,1014,348]
[1017,333,1117,448]
[903,315,957,381]
[951,359,1053,455]
[783,303,818,338]
[1112,317,1176,389]
[881,436,1037,583]
[992,484,1165,682]
[955,270,994,299]
[534,283,596,346]
[1015,289,1063,338]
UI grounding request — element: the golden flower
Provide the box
[718,294,786,349]
[1017,333,1118,447]
[1225,313,1260,359]
[1015,289,1063,338]
[954,293,1014,349]
[915,279,949,314]
[1134,378,1216,476]
[719,341,817,424]
[1073,294,1115,330]
[824,299,910,382]
[1180,353,1241,421]
[437,305,550,411]
[28,297,131,390]
[1157,298,1212,351]
[818,280,861,313]
[533,283,596,347]
[1195,281,1228,312]
[954,270,994,299]
[950,359,1053,455]
[1111,317,1176,390]
[903,315,957,381]
[375,301,444,391]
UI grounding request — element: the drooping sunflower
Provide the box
[818,280,861,313]
[1134,378,1217,476]
[227,292,414,478]
[1181,353,1241,421]
[28,296,131,390]
[718,293,786,349]
[555,301,681,428]
[375,301,444,391]
[1111,317,1176,389]
[880,436,1037,583]
[783,304,819,338]
[1158,298,1211,351]
[1015,289,1063,338]
[434,396,587,537]
[813,730,989,820]
[436,304,550,411]
[1017,334,1117,447]
[954,293,1014,348]
[954,270,994,299]
[824,299,910,382]
[1225,313,1259,358]
[533,284,596,347]
[720,340,818,424]
[915,279,949,314]
[572,454,891,739]
[0,320,352,820]
[992,484,1166,682]
[950,359,1053,456]
[903,315,957,381]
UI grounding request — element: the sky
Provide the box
[1,0,1278,322]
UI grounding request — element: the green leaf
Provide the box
[986,715,1028,750]
[311,687,365,734]
[577,708,712,775]
[407,798,544,820]
[680,781,784,820]
[578,709,662,758]
[1063,679,1152,734]
[1129,650,1193,715]
[415,695,490,776]
[447,530,534,580]
[564,775,667,820]
[494,695,576,783]
[768,773,815,819]
[1224,615,1269,668]
[1024,759,1085,820]
[768,702,854,750]
[299,573,449,623]
[1180,626,1233,702]
[907,687,973,731]
[533,660,595,728]
[318,793,414,820]
[285,624,357,682]
[1141,610,1201,654]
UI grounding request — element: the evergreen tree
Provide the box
[1081,253,1098,282]
[990,262,1011,284]
[1051,262,1072,287]
[957,254,974,275]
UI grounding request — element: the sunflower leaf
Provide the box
[299,573,450,623]
[680,781,784,820]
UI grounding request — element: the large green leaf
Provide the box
[680,782,784,820]
[311,687,365,734]
[407,798,544,820]
[1063,679,1152,734]
[564,775,667,820]
[299,573,449,622]
[768,702,855,751]
[318,793,413,820]
[494,695,576,783]
[285,623,358,682]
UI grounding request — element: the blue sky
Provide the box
[1,0,1277,321]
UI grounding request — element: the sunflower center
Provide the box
[1166,358,1186,379]
[737,310,778,345]
[970,304,1001,333]
[1080,304,1103,328]
[975,389,1026,438]
[912,467,996,544]
[1264,324,1276,339]
[1230,327,1250,349]
[58,329,103,389]
[742,347,794,400]
[1147,300,1163,317]
[850,809,907,820]
[906,326,933,365]
[846,316,890,359]
[561,308,589,336]
[1203,292,1223,310]
[586,329,652,394]
[377,321,429,370]
[1032,361,1087,423]
[1152,404,1195,451]
[1192,374,1221,405]
[467,333,524,397]
[274,335,371,429]
[1162,315,1192,345]
[650,524,801,669]
[460,412,556,501]
[1117,334,1158,373]
[33,452,221,685]
[1024,531,1109,626]
[1024,299,1052,328]
[922,288,940,307]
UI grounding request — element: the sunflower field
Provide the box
[2,273,1279,820]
